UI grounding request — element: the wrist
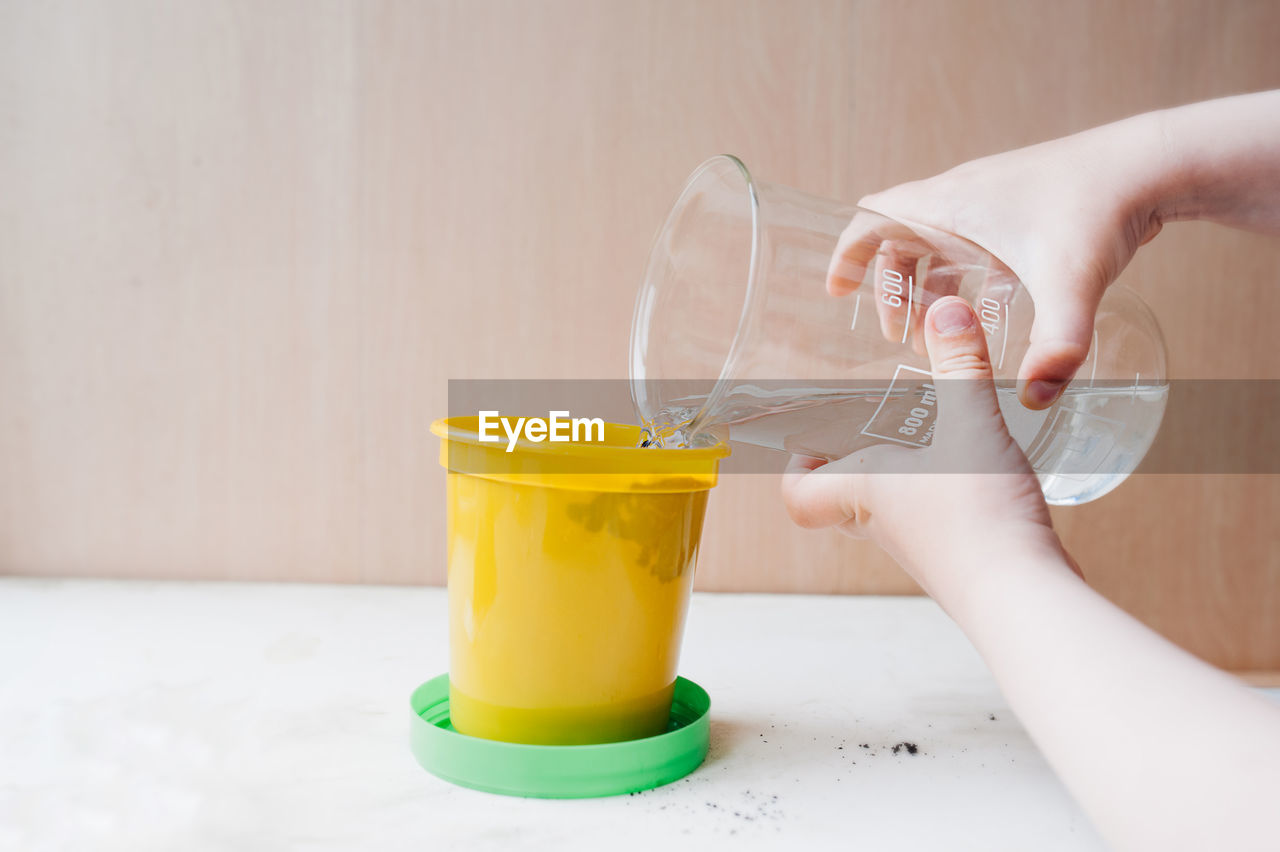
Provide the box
[927,527,1079,626]
[1140,93,1280,228]
[1144,106,1206,225]
[1084,110,1175,237]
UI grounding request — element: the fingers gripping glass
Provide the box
[629,155,1168,505]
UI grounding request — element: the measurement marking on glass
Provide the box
[1089,330,1100,385]
[997,303,1009,370]
[1037,402,1128,481]
[900,275,913,344]
[860,364,935,448]
[850,293,862,330]
[880,268,913,342]
[978,296,1006,368]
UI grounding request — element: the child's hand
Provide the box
[781,297,1074,608]
[829,112,1168,410]
[805,95,1280,852]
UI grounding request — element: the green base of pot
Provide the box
[409,674,711,798]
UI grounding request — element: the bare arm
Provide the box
[1153,90,1280,233]
[845,90,1280,409]
[953,542,1280,852]
[783,297,1280,852]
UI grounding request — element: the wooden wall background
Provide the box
[2,1,1278,671]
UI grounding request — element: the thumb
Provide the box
[781,455,861,530]
[1018,282,1100,410]
[780,446,903,532]
[924,298,1006,449]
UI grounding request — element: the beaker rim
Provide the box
[629,154,764,438]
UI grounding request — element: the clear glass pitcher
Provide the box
[629,155,1169,505]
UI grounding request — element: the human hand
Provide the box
[782,299,1280,852]
[827,112,1168,409]
[781,297,1076,608]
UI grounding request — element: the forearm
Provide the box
[939,545,1280,852]
[1148,91,1280,232]
[1048,91,1280,241]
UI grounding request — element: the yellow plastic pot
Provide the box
[431,416,728,745]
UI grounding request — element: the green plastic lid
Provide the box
[409,674,711,798]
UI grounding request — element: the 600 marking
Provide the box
[881,268,909,307]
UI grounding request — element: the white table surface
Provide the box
[7,577,1259,851]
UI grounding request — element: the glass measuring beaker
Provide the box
[629,155,1168,505]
